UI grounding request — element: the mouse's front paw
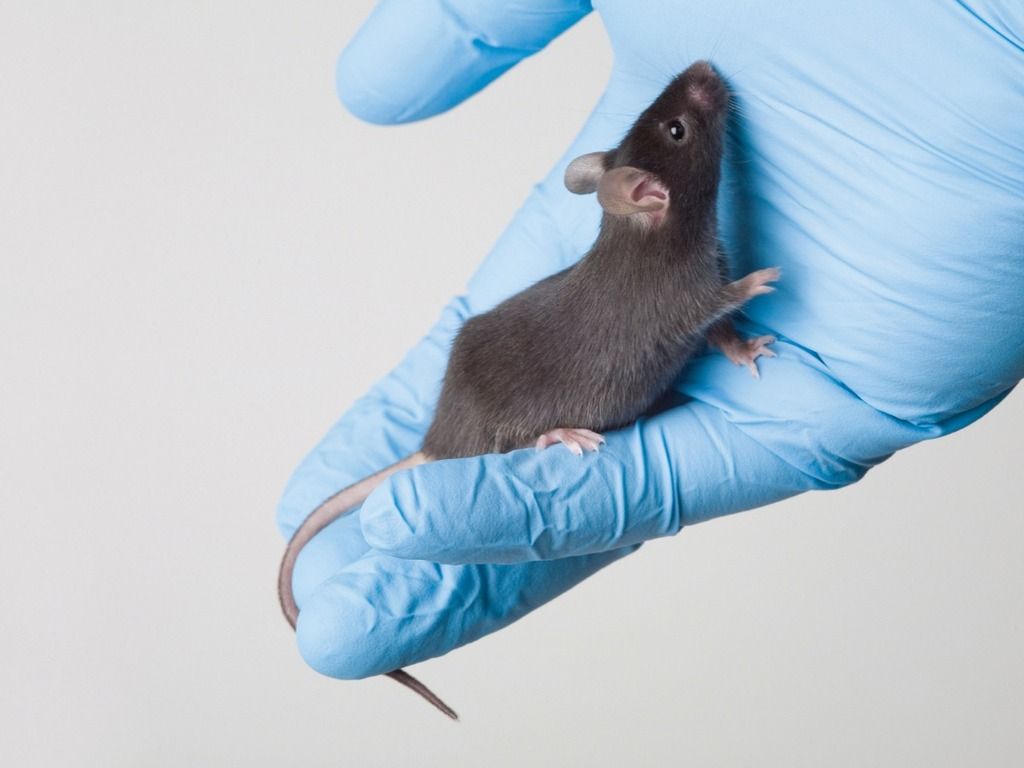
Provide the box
[735,267,781,299]
[720,334,777,379]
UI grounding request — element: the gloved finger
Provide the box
[295,541,636,679]
[275,296,470,538]
[289,510,370,610]
[337,0,592,124]
[359,338,986,563]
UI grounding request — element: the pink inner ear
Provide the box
[632,177,668,205]
[597,166,669,218]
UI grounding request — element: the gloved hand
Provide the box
[277,0,1024,678]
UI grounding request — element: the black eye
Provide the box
[667,119,686,142]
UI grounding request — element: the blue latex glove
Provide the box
[277,0,1024,679]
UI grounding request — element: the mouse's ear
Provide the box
[564,152,607,194]
[596,166,669,217]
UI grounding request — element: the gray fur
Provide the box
[423,60,747,458]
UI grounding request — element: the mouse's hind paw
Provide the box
[535,428,605,456]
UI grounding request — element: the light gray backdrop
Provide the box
[2,2,1021,766]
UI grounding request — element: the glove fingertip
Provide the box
[334,1,492,125]
[335,44,401,125]
[296,590,383,680]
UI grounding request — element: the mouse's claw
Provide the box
[536,428,605,455]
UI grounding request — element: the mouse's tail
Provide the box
[278,452,457,719]
[278,452,427,627]
[388,669,459,720]
[277,477,372,630]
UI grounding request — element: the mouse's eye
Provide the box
[667,119,687,142]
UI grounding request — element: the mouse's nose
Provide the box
[685,60,727,112]
[691,60,714,76]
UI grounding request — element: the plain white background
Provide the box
[2,2,1021,766]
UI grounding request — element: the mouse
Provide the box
[278,59,779,720]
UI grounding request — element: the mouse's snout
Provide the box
[682,60,728,115]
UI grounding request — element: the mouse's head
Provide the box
[565,60,729,229]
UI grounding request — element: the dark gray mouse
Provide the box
[279,60,779,720]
